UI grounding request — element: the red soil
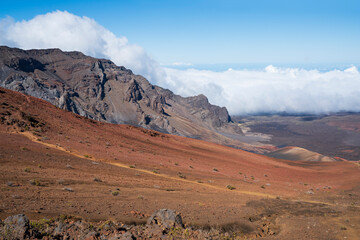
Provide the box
[1,87,359,239]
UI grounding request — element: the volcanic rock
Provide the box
[0,46,243,145]
[3,214,30,239]
[147,209,183,230]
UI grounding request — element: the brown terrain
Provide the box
[266,146,339,162]
[1,87,359,239]
[235,114,360,161]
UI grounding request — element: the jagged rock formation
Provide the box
[0,46,243,143]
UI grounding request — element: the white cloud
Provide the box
[167,62,193,66]
[1,11,360,115]
[0,10,163,82]
[161,66,360,115]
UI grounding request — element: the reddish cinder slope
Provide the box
[0,86,359,196]
[0,87,360,239]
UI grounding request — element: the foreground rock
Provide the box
[147,209,183,230]
[3,214,31,239]
[0,209,270,239]
[0,46,243,146]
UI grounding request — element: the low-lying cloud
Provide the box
[1,11,360,115]
[162,66,360,115]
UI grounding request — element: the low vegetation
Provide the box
[226,185,236,190]
[29,179,41,186]
[112,191,120,196]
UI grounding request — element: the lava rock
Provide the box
[147,209,183,230]
[3,214,30,239]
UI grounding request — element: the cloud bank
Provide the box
[162,66,360,115]
[0,10,164,82]
[1,11,360,115]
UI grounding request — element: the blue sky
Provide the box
[1,0,359,66]
[1,1,360,115]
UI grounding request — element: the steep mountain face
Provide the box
[0,46,243,143]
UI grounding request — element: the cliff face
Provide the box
[0,46,243,141]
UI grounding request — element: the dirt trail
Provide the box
[17,130,358,209]
[18,131,276,198]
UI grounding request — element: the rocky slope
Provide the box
[0,46,243,144]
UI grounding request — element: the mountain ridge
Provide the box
[0,46,244,146]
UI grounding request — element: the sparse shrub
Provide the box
[99,220,114,230]
[93,177,102,182]
[84,154,91,158]
[57,179,65,185]
[174,162,179,166]
[21,147,29,151]
[112,191,120,196]
[153,170,159,174]
[226,185,236,190]
[61,214,82,222]
[165,189,176,192]
[88,224,94,230]
[178,172,186,179]
[239,172,242,175]
[38,164,42,168]
[189,165,193,169]
[197,180,203,183]
[24,167,31,173]
[260,185,265,189]
[30,179,41,186]
[30,218,53,230]
[168,226,183,238]
[129,165,136,168]
[340,226,347,230]
[33,132,41,136]
[213,168,219,172]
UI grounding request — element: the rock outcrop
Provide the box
[147,209,183,230]
[0,46,243,144]
[0,210,270,239]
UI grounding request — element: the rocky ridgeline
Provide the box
[0,209,268,240]
[0,46,243,141]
